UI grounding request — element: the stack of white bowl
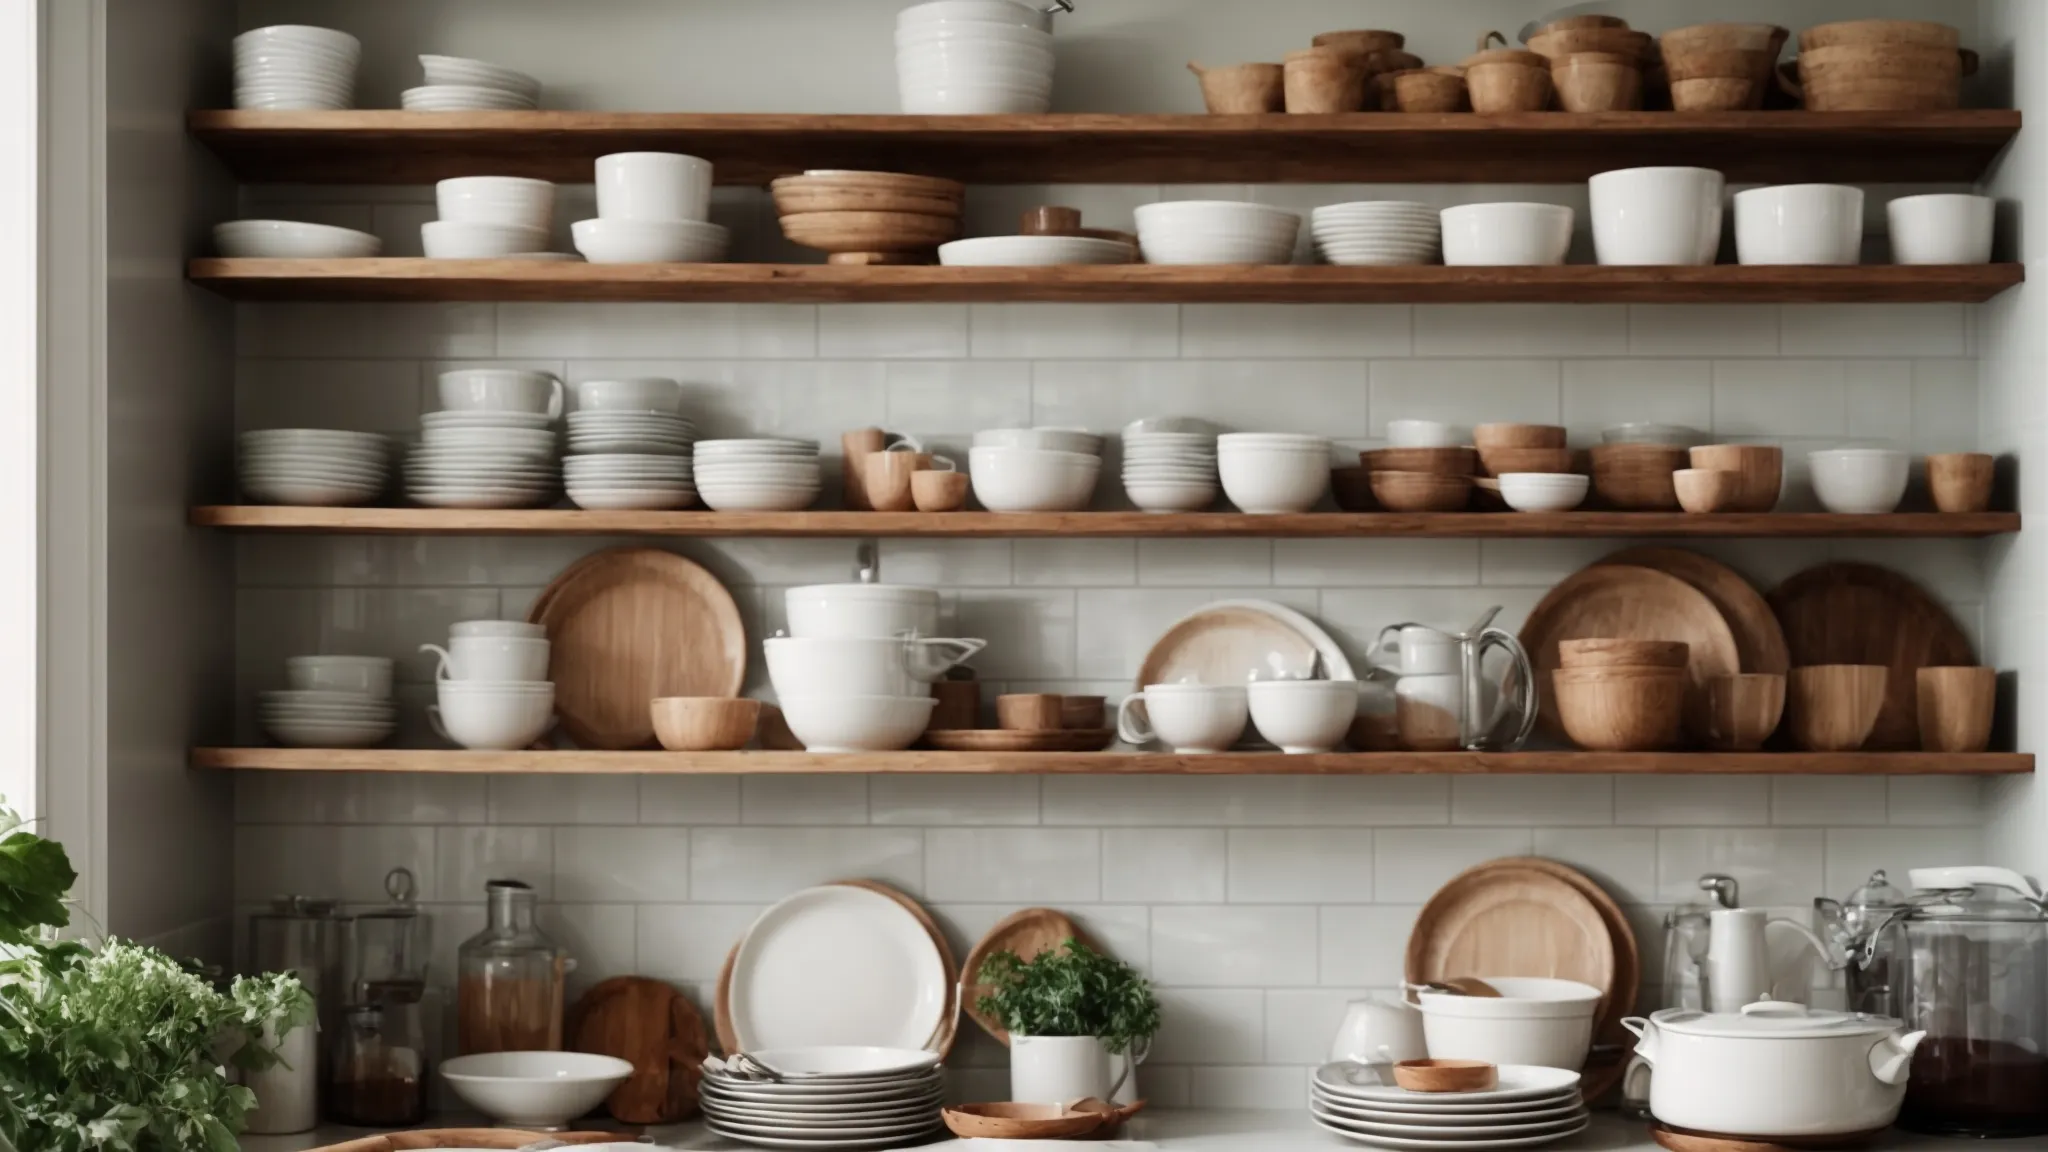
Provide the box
[238,428,392,506]
[403,54,541,111]
[564,377,698,510]
[1123,418,1220,513]
[1136,201,1302,265]
[215,220,382,259]
[694,439,821,511]
[1219,433,1333,514]
[425,176,557,259]
[573,152,729,264]
[408,370,562,509]
[1312,201,1442,266]
[422,621,555,751]
[234,25,359,111]
[770,583,981,752]
[970,428,1102,512]
[897,0,1055,114]
[261,656,395,748]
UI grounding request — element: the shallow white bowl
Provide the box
[1137,202,1301,266]
[1126,479,1219,513]
[969,446,1101,512]
[568,487,696,511]
[1809,449,1909,514]
[1735,184,1863,266]
[422,220,549,260]
[440,1052,632,1129]
[1218,440,1332,514]
[778,694,938,753]
[1499,472,1590,513]
[419,54,542,100]
[1441,203,1574,266]
[697,482,819,512]
[436,176,554,230]
[1889,193,1995,265]
[401,85,537,111]
[572,218,729,264]
[939,235,1132,266]
[215,220,381,259]
[899,84,1050,114]
[974,428,1102,455]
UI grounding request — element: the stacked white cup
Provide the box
[897,0,1056,113]
[573,153,730,264]
[425,176,557,259]
[234,25,359,110]
[421,621,555,750]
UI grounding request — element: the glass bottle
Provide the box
[352,866,430,1001]
[456,879,573,1054]
[330,1000,427,1127]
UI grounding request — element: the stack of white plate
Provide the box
[897,0,1054,114]
[238,428,391,506]
[701,1048,945,1151]
[1313,201,1444,267]
[565,452,698,511]
[425,175,556,258]
[262,655,396,748]
[938,235,1133,266]
[403,53,541,110]
[407,411,558,509]
[1311,1063,1589,1150]
[234,24,359,110]
[695,439,821,512]
[1124,424,1219,513]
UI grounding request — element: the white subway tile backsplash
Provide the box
[1369,360,1561,433]
[926,829,1101,903]
[1825,826,1984,896]
[1373,829,1534,901]
[1139,539,1272,586]
[819,305,969,359]
[1657,828,1826,906]
[1180,305,1411,359]
[1911,359,1982,455]
[1451,777,1614,826]
[870,776,1041,826]
[1032,360,1368,438]
[1266,989,1373,1064]
[1627,305,1780,357]
[635,904,763,984]
[539,903,637,994]
[1014,539,1136,586]
[1772,777,1889,826]
[690,828,924,902]
[490,775,640,825]
[234,825,436,904]
[1103,829,1228,903]
[883,361,1033,432]
[972,304,1179,359]
[433,826,552,902]
[554,826,690,903]
[1531,827,1658,906]
[1151,906,1318,987]
[1043,777,1449,828]
[1780,304,1968,358]
[1560,360,1714,444]
[1615,777,1771,826]
[1074,587,1318,679]
[1888,778,1986,826]
[638,776,743,825]
[1228,829,1372,904]
[1414,306,1628,358]
[1319,906,1420,986]
[1152,988,1267,1064]
[237,360,426,435]
[238,303,496,359]
[1713,360,1914,439]
[496,303,816,359]
[1272,540,1478,587]
[1188,1065,1310,1110]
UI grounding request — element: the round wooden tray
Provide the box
[1595,547,1789,674]
[1650,1123,1887,1152]
[924,728,1116,753]
[961,907,1100,1045]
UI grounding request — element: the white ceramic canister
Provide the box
[241,1017,320,1134]
[1010,1034,1142,1105]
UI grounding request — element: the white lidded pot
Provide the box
[785,582,941,639]
[1622,999,1925,1137]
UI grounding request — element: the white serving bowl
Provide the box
[422,220,549,260]
[401,85,536,111]
[969,446,1101,512]
[1136,202,1301,266]
[785,583,942,640]
[573,376,684,413]
[1602,423,1702,446]
[1441,203,1574,266]
[1888,193,1995,265]
[440,1052,632,1130]
[419,54,542,101]
[778,694,938,753]
[973,428,1103,455]
[1735,184,1863,266]
[1218,437,1332,514]
[1414,977,1601,1072]
[572,218,728,264]
[1126,480,1219,513]
[435,176,555,231]
[1590,166,1726,266]
[1499,472,1590,513]
[1809,448,1910,514]
[286,656,394,697]
[899,83,1051,114]
[215,220,381,259]
[235,24,360,57]
[765,635,981,699]
[898,0,1051,29]
[595,152,715,223]
[567,487,696,511]
[1384,419,1463,449]
[696,482,819,512]
[431,681,556,751]
[939,235,1132,266]
[1247,679,1358,754]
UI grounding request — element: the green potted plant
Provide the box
[975,940,1161,1104]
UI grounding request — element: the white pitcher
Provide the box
[1010,1035,1146,1104]
[1704,907,1832,1013]
[1329,996,1427,1066]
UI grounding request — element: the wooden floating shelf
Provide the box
[188,110,2022,186]
[188,259,2024,305]
[193,747,2033,776]
[190,507,2022,539]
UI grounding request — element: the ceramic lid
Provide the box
[788,583,938,603]
[1651,999,1903,1040]
[1906,866,2048,923]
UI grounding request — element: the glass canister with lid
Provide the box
[456,878,575,1054]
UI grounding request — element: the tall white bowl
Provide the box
[1734,184,1863,266]
[779,694,938,753]
[1440,204,1573,266]
[1590,166,1726,266]
[1809,448,1909,514]
[1136,202,1301,266]
[1888,193,1996,265]
[1217,435,1331,514]
[436,176,555,230]
[1414,976,1602,1071]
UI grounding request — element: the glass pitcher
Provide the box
[456,879,574,1055]
[1371,607,1536,750]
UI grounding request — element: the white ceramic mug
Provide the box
[1010,1035,1144,1105]
[1395,673,1463,752]
[1888,193,1995,265]
[1116,684,1248,754]
[420,636,551,682]
[452,619,547,640]
[573,376,683,413]
[1590,166,1726,266]
[1370,624,1459,676]
[1329,996,1428,1066]
[596,151,713,222]
[437,369,563,418]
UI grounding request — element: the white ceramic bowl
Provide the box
[236,24,359,56]
[1735,184,1863,266]
[1414,976,1601,1071]
[567,488,696,510]
[422,220,549,259]
[286,656,394,697]
[1590,166,1726,266]
[973,428,1103,455]
[1499,472,1590,513]
[896,23,1054,51]
[1126,479,1219,513]
[1441,203,1574,266]
[696,483,820,512]
[939,235,1132,266]
[785,583,942,640]
[431,682,555,751]
[419,54,541,100]
[573,377,683,413]
[596,152,714,223]
[401,85,536,111]
[898,0,1050,28]
[1809,448,1910,514]
[240,428,389,452]
[214,220,381,259]
[765,635,982,698]
[899,84,1051,114]
[897,42,1055,73]
[1385,419,1464,448]
[1217,435,1332,514]
[435,176,555,231]
[1136,202,1301,266]
[1247,679,1359,754]
[440,1052,632,1129]
[778,694,938,753]
[969,446,1101,512]
[572,218,728,263]
[1888,193,1996,265]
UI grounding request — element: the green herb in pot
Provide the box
[974,939,1161,1055]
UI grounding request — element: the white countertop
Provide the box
[240,1109,2005,1152]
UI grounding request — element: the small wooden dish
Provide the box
[997,693,1065,731]
[1674,468,1741,514]
[912,469,971,513]
[1553,667,1687,751]
[1362,446,1477,476]
[943,1099,1147,1141]
[779,209,959,262]
[1466,61,1552,113]
[1591,443,1686,510]
[1189,60,1284,113]
[1371,470,1473,512]
[1552,52,1643,112]
[1474,422,1567,450]
[1927,452,1994,514]
[1916,665,1995,753]
[924,728,1117,752]
[1787,664,1889,752]
[1688,444,1783,512]
[1390,69,1467,113]
[1705,673,1787,751]
[1393,1059,1499,1093]
[650,696,760,751]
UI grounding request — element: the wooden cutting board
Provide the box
[1594,547,1789,674]
[1768,562,1974,751]
[306,1132,624,1152]
[962,907,1101,1045]
[1406,862,1616,1003]
[568,975,709,1124]
[530,547,746,749]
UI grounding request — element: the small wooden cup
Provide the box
[1671,76,1757,111]
[1927,452,1994,514]
[1591,443,1686,510]
[1705,673,1787,751]
[1787,664,1889,752]
[1467,62,1552,113]
[1391,69,1468,112]
[1688,444,1783,512]
[927,679,981,732]
[841,427,887,511]
[1394,1059,1499,1094]
[1674,468,1741,514]
[1284,48,1368,113]
[912,469,971,513]
[1060,695,1107,730]
[650,697,761,752]
[1474,422,1568,450]
[1558,638,1689,669]
[997,693,1065,731]
[1917,666,1995,753]
[1190,61,1284,113]
[1552,52,1643,111]
[865,450,931,513]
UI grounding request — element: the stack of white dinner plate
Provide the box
[238,428,391,506]
[896,0,1054,115]
[403,53,541,110]
[1311,1063,1589,1150]
[1123,421,1219,513]
[694,439,821,512]
[700,1048,946,1151]
[407,410,559,509]
[1312,201,1444,267]
[260,655,396,748]
[234,24,359,110]
[425,175,556,259]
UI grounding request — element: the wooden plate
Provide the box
[305,1133,623,1152]
[1769,562,1974,751]
[1136,600,1353,693]
[1651,1124,1888,1152]
[962,907,1100,1045]
[1405,862,1616,1006]
[924,728,1116,753]
[1594,547,1789,674]
[569,975,709,1123]
[530,547,745,750]
[1520,564,1741,741]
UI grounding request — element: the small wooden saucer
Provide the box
[943,1099,1146,1141]
[1393,1059,1498,1093]
[1650,1124,1888,1152]
[924,728,1116,752]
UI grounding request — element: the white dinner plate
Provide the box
[1310,1113,1590,1150]
[1314,1064,1581,1107]
[1312,1095,1587,1127]
[699,1078,942,1107]
[702,1098,942,1124]
[565,439,692,455]
[1312,1102,1591,1138]
[729,886,947,1052]
[703,1122,942,1150]
[742,1047,943,1080]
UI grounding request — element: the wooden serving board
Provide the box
[569,975,709,1124]
[305,1131,623,1152]
[1595,547,1789,674]
[1769,562,1974,750]
[962,907,1101,1045]
[924,728,1117,753]
[1405,862,1616,1005]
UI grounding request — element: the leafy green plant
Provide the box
[974,939,1161,1055]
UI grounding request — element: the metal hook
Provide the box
[854,541,880,584]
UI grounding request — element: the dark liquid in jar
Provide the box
[1900,1036,2048,1137]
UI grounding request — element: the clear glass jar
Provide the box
[456,879,572,1054]
[331,997,426,1128]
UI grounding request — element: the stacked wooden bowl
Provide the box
[771,171,965,265]
[1525,17,1654,112]
[1361,446,1475,512]
[1462,37,1553,114]
[1788,20,1975,111]
[1552,639,1689,752]
[1590,443,1686,510]
[1659,23,1789,111]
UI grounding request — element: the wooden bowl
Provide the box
[1917,666,1995,753]
[650,697,761,752]
[1552,53,1643,112]
[1284,47,1369,114]
[1474,423,1567,450]
[1662,22,1789,56]
[1312,29,1407,56]
[1393,1059,1499,1094]
[1531,15,1630,35]
[1662,47,1775,83]
[1787,665,1889,752]
[1391,69,1468,113]
[943,1103,1108,1141]
[769,178,961,218]
[779,210,959,257]
[1687,445,1782,512]
[1671,77,1759,111]
[1466,61,1552,113]
[1478,446,1577,479]
[1590,443,1685,510]
[1331,465,1376,511]
[1705,673,1787,751]
[911,469,971,513]
[1190,61,1285,113]
[1371,471,1473,513]
[1528,27,1654,63]
[1559,638,1690,670]
[1465,46,1549,69]
[1673,468,1741,514]
[1363,447,1478,476]
[1553,668,1686,751]
[1800,19,1960,53]
[1927,452,1995,514]
[1061,695,1107,730]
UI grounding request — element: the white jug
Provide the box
[1328,996,1427,1066]
[1704,907,1831,1013]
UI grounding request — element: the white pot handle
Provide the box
[1115,693,1154,746]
